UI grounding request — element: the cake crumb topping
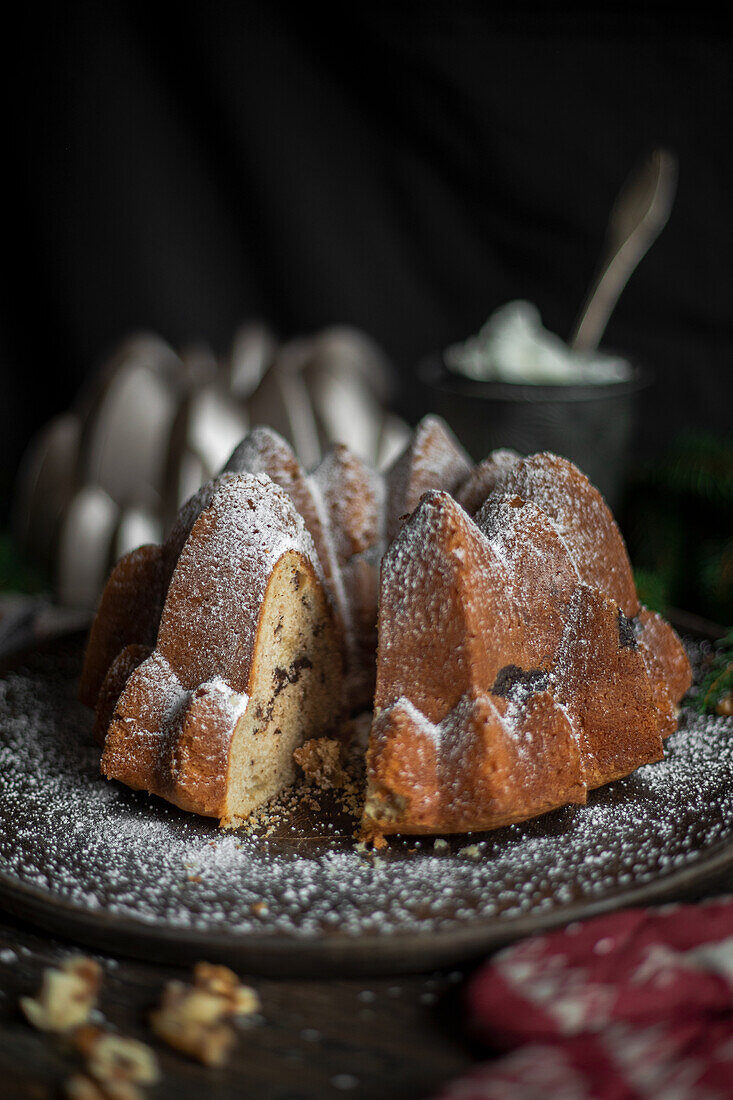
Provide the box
[293,737,347,789]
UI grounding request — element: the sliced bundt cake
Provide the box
[81,417,692,835]
[101,474,341,824]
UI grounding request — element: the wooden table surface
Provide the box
[0,908,481,1099]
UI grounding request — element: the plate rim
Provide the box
[1,842,732,977]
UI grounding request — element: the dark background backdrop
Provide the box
[3,2,731,519]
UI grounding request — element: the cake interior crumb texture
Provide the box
[222,552,340,826]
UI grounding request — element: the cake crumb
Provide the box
[293,738,347,789]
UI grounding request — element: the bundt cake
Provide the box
[80,416,692,836]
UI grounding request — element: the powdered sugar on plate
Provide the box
[0,636,731,968]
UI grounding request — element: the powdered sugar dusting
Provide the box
[161,472,324,690]
[0,638,731,960]
[495,453,638,616]
[385,417,473,540]
[227,426,374,704]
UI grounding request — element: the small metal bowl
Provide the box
[412,354,651,508]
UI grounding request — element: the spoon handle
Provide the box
[570,149,678,354]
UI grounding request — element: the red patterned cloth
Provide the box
[437,899,733,1099]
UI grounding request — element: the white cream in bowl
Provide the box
[445,301,632,386]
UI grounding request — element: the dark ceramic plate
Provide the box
[0,632,731,977]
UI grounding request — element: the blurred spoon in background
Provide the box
[571,148,678,353]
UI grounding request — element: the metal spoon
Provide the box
[570,148,678,353]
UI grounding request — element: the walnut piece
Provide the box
[193,962,260,1017]
[21,956,158,1098]
[73,1026,159,1088]
[150,963,260,1066]
[293,737,347,789]
[20,956,102,1033]
[64,1072,146,1100]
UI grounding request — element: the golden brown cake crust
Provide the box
[78,544,167,709]
[551,585,664,788]
[79,472,240,713]
[225,428,342,607]
[311,443,385,711]
[373,492,529,724]
[385,416,473,541]
[636,607,693,703]
[456,450,520,515]
[495,452,640,617]
[226,427,371,710]
[92,643,151,745]
[363,689,586,838]
[363,461,688,838]
[312,444,384,563]
[475,493,583,669]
